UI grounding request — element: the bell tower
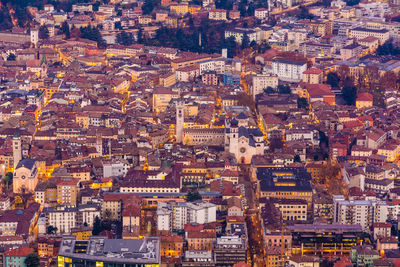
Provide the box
[176,101,184,143]
[12,132,22,171]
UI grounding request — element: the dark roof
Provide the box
[16,158,35,170]
[236,112,248,120]
[257,167,312,192]
[352,27,389,33]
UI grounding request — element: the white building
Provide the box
[225,28,262,44]
[103,159,130,178]
[348,27,389,45]
[255,8,268,20]
[44,206,77,234]
[333,196,375,232]
[156,201,216,231]
[187,201,216,225]
[78,204,101,227]
[285,127,319,146]
[251,74,279,98]
[271,59,307,82]
[225,113,264,164]
[199,58,241,75]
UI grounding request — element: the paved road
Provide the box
[240,165,266,267]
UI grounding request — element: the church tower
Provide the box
[176,101,184,143]
[12,132,22,171]
[30,28,39,48]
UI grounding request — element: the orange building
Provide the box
[187,231,216,251]
[161,235,184,258]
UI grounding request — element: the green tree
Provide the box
[326,72,340,88]
[241,33,250,49]
[115,21,122,30]
[187,191,202,202]
[342,84,357,105]
[294,155,301,162]
[47,225,57,234]
[142,0,156,15]
[61,21,70,39]
[237,92,256,110]
[80,25,106,48]
[92,216,103,235]
[24,253,40,267]
[264,86,275,94]
[297,97,308,109]
[277,84,291,94]
[137,28,144,44]
[39,25,49,39]
[7,53,16,61]
[297,6,314,19]
[116,31,134,46]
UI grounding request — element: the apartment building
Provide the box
[271,59,307,82]
[157,201,217,231]
[333,196,375,232]
[251,74,279,98]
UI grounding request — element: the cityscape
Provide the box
[0,0,399,266]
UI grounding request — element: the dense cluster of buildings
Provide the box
[0,0,400,266]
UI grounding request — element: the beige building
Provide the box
[13,159,39,194]
[302,68,323,84]
[57,179,79,206]
[152,87,178,112]
[209,9,227,20]
[272,199,308,221]
[251,74,279,98]
[348,27,389,45]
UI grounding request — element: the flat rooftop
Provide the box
[59,236,161,264]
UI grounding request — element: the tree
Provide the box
[142,0,157,15]
[326,72,340,88]
[92,216,103,235]
[7,53,16,61]
[47,225,57,235]
[61,21,70,39]
[80,25,106,48]
[24,253,40,267]
[277,84,291,94]
[337,65,350,86]
[377,42,400,56]
[241,34,250,49]
[39,25,49,39]
[116,31,134,46]
[294,155,301,162]
[187,191,202,202]
[297,6,314,20]
[297,97,308,109]
[264,86,275,94]
[342,84,357,105]
[237,92,256,110]
[137,28,144,44]
[115,21,122,30]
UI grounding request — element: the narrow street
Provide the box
[239,165,266,267]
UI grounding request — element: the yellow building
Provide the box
[377,142,400,162]
[159,72,176,87]
[272,199,308,221]
[355,92,373,109]
[152,87,178,112]
[76,113,89,129]
[170,3,189,15]
[188,5,201,14]
[71,227,92,240]
[138,15,152,25]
